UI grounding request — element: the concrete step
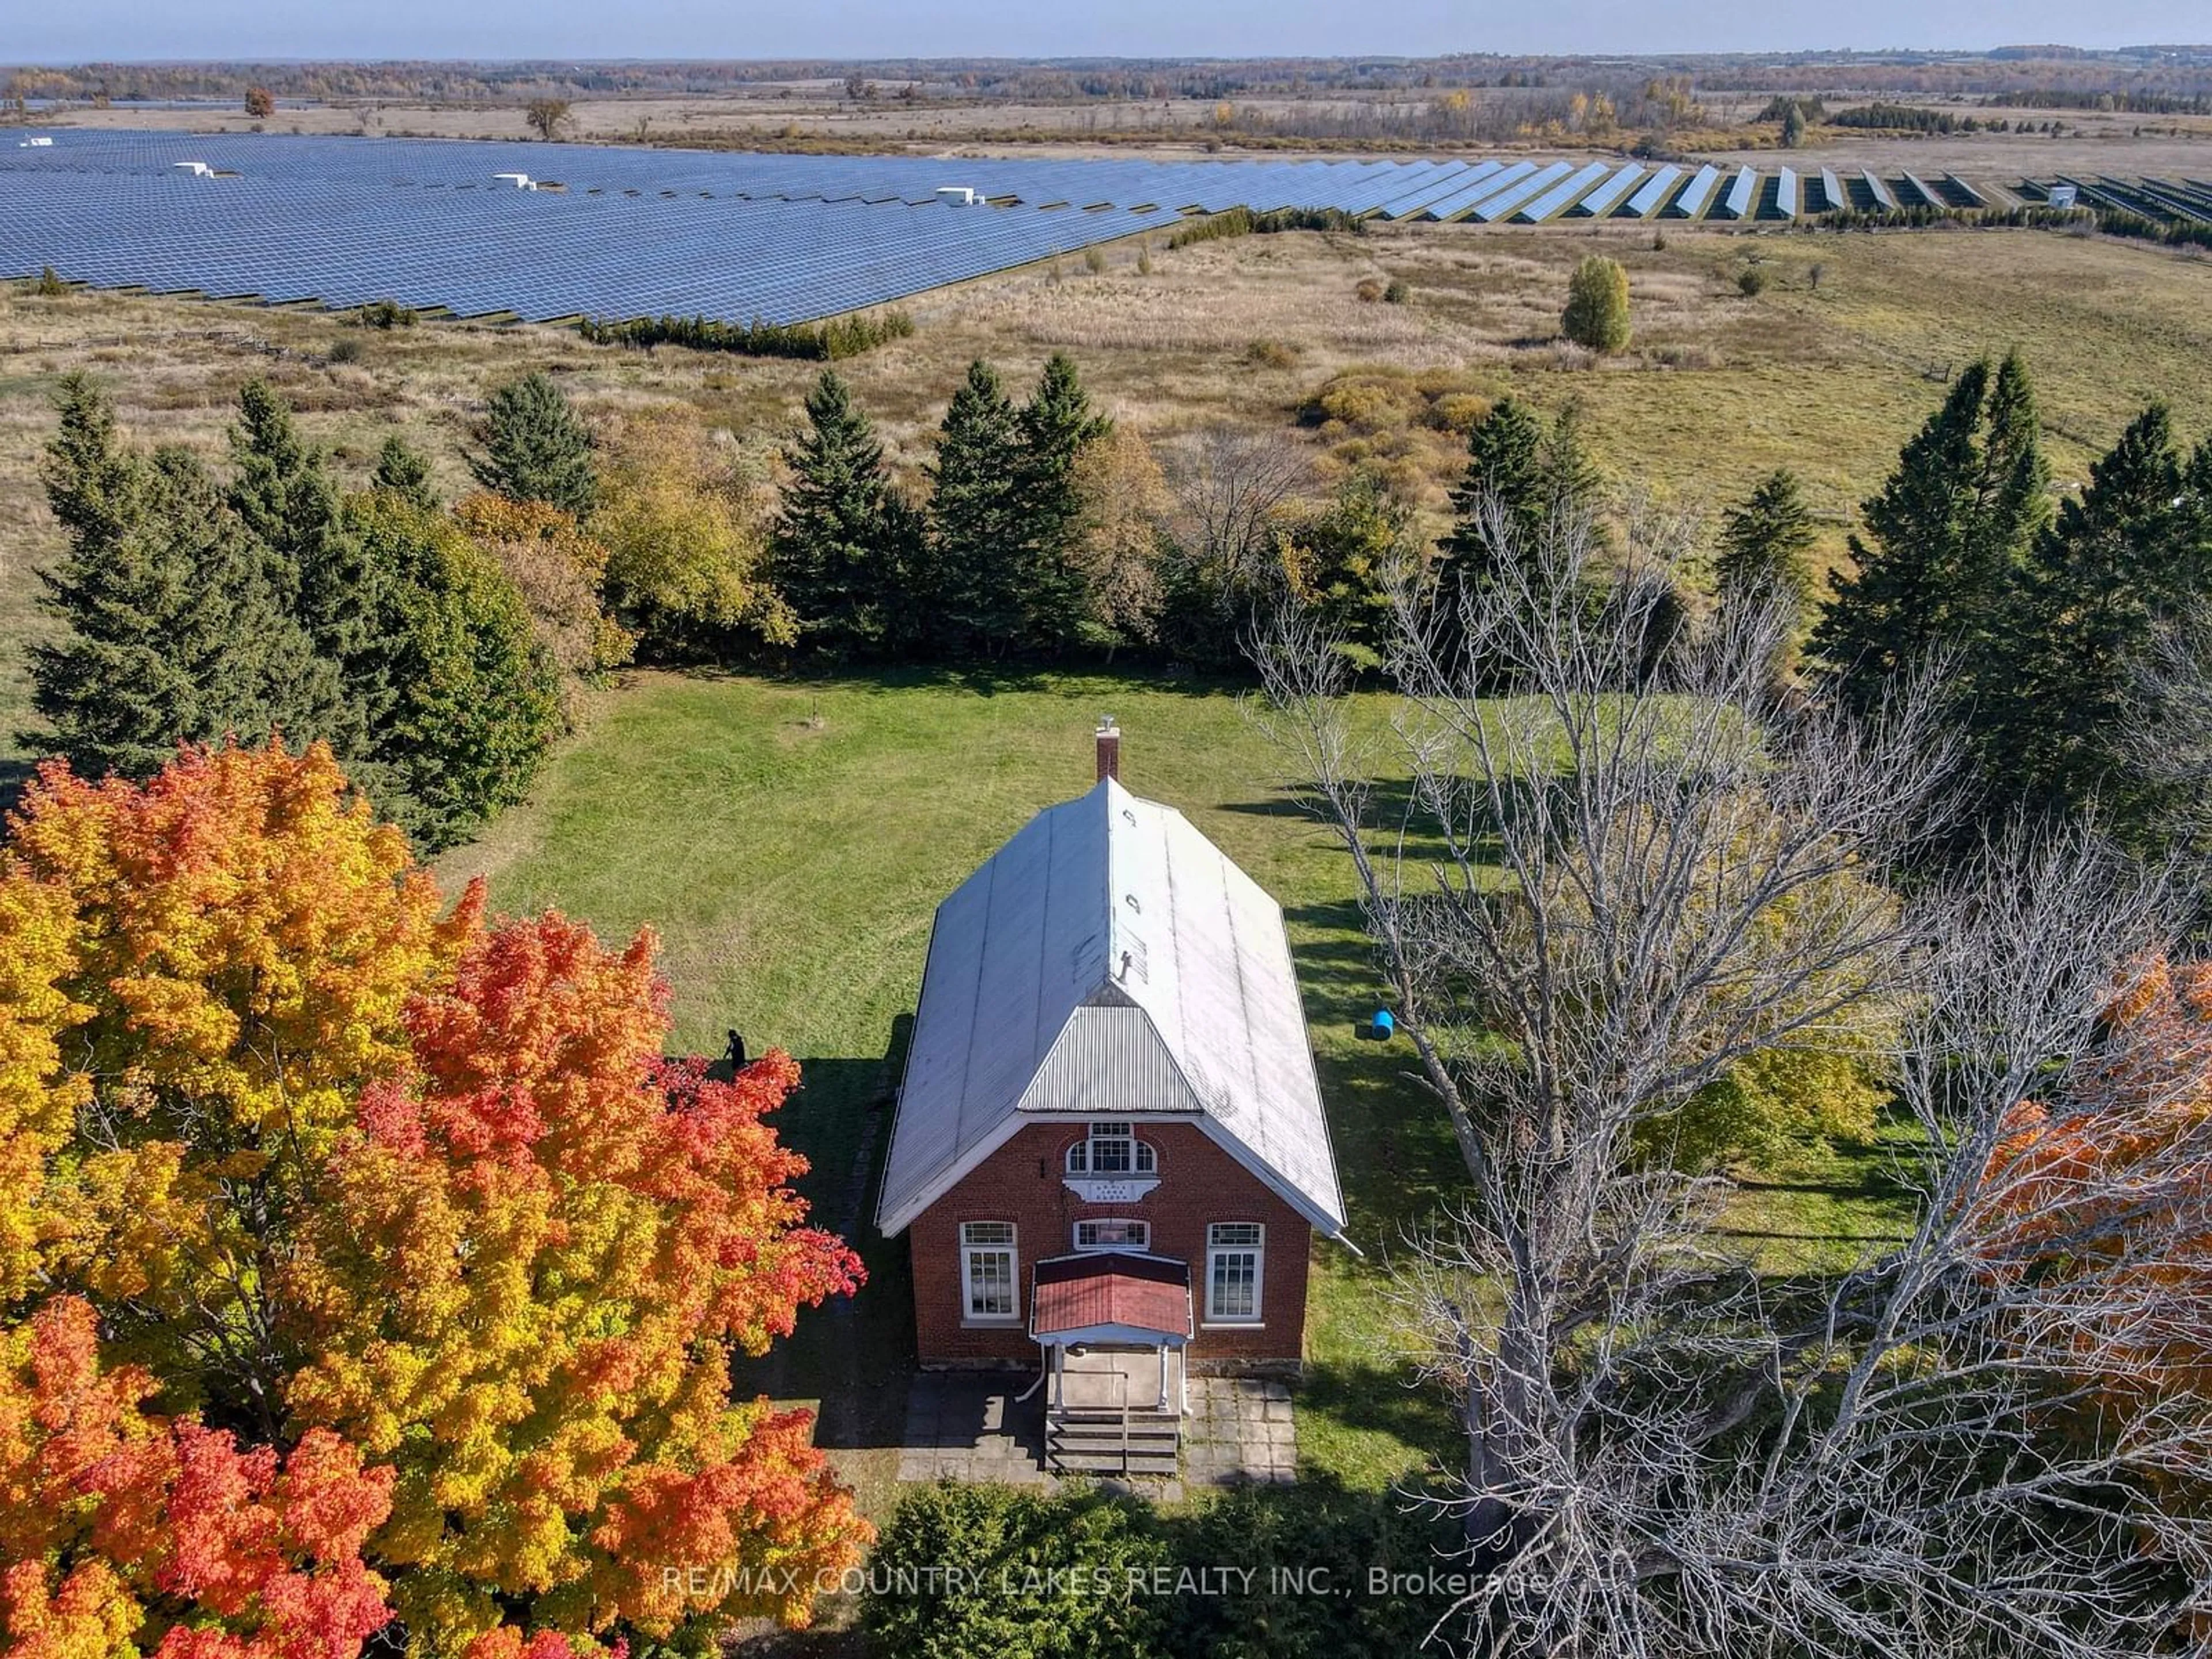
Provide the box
[1048,1447,1180,1477]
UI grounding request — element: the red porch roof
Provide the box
[1029,1252,1193,1341]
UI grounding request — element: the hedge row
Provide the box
[577,308,916,359]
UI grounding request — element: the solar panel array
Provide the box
[7,131,2198,326]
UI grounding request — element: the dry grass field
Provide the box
[3,215,2210,762]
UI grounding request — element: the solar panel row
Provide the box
[3,131,1908,326]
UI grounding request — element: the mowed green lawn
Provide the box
[434,666,1911,1510]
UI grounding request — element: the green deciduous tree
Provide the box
[1284,470,1416,666]
[469,370,597,516]
[771,370,917,657]
[1560,255,1631,353]
[349,495,563,849]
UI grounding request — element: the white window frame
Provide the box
[960,1221,1019,1324]
[1065,1120,1157,1177]
[1073,1218,1151,1253]
[1205,1222,1265,1325]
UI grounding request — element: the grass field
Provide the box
[430,666,1917,1526]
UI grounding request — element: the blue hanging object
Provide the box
[1371,1009,1395,1040]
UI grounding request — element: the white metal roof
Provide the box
[876,777,1347,1240]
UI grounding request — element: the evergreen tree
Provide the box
[1716,469,1819,611]
[1810,354,2049,719]
[1983,403,2202,821]
[469,372,597,515]
[40,370,139,559]
[771,370,911,656]
[1536,399,1604,522]
[1440,396,1547,586]
[1781,102,1808,147]
[229,380,391,752]
[29,393,336,779]
[925,361,1028,656]
[1435,397,1600,665]
[1717,469,1820,691]
[1016,353,1111,652]
[373,434,440,513]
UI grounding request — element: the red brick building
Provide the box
[876,722,1348,1409]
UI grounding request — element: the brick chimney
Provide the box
[1095,717,1120,784]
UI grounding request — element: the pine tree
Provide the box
[1716,469,1819,611]
[1016,353,1111,652]
[1434,397,1596,660]
[771,370,911,656]
[1442,396,1547,570]
[925,361,1028,656]
[373,434,440,513]
[469,372,597,515]
[29,396,338,779]
[1810,354,2049,720]
[1536,399,1604,522]
[229,380,391,753]
[1983,403,2199,821]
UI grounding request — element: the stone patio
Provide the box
[896,1370,1296,1491]
[1184,1376,1297,1484]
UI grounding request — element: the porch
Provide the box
[1030,1251,1194,1478]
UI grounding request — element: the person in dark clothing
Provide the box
[724,1029,748,1071]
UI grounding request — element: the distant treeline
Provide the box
[577,309,914,359]
[1165,206,1365,247]
[1987,88,2212,115]
[8,49,2211,112]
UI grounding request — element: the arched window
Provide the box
[1065,1120,1156,1176]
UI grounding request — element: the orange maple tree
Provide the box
[0,742,869,1658]
[1,1295,395,1659]
[1979,955,2212,1415]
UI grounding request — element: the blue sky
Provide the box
[7,1,2206,64]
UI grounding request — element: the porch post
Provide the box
[1157,1342,1170,1411]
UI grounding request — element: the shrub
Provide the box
[1426,391,1493,434]
[326,334,363,365]
[1737,265,1768,297]
[244,84,276,119]
[1561,254,1632,353]
[1301,373,1414,431]
[862,1484,1169,1658]
[34,265,65,297]
[1382,277,1410,303]
[1244,338,1299,370]
[1354,276,1385,302]
[1084,245,1108,274]
[350,297,418,329]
